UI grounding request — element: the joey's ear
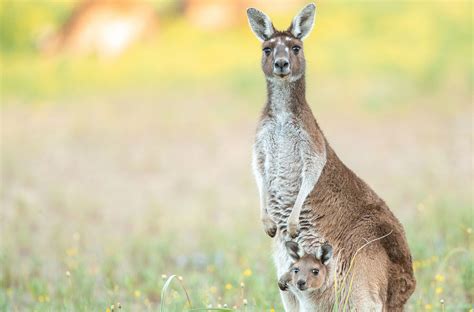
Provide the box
[316,244,333,265]
[246,8,275,41]
[289,3,316,40]
[285,241,302,261]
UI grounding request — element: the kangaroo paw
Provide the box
[287,220,300,239]
[278,279,289,291]
[262,217,277,238]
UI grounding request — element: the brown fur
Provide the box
[260,71,416,309]
[248,4,416,310]
[306,146,416,309]
[279,242,333,292]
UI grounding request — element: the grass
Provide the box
[1,1,473,311]
[1,92,472,311]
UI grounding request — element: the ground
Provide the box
[1,86,472,310]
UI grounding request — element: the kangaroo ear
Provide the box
[316,244,333,265]
[289,3,316,40]
[285,241,302,261]
[246,8,275,42]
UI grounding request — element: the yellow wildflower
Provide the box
[435,274,445,282]
[225,283,233,290]
[424,304,433,310]
[134,290,141,298]
[243,269,252,277]
[38,295,45,303]
[66,247,78,257]
[209,286,217,294]
[435,287,443,294]
[144,298,151,307]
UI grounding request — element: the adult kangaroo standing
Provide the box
[247,4,416,311]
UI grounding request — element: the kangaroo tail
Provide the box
[377,221,416,308]
[387,267,416,309]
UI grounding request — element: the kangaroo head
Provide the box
[285,241,332,291]
[246,3,316,82]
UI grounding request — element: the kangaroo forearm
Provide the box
[259,184,269,218]
[256,174,269,217]
[252,148,268,214]
[287,150,326,239]
[292,156,326,215]
[292,172,319,215]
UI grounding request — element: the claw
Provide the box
[278,280,289,291]
[262,217,277,238]
[266,226,277,238]
[278,272,292,291]
[287,221,300,239]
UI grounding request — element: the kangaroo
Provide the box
[278,241,333,294]
[247,3,416,311]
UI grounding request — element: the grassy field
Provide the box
[1,1,473,311]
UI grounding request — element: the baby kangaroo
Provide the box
[278,241,332,292]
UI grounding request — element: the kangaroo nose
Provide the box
[297,280,306,288]
[274,58,289,70]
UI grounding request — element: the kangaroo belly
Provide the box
[263,122,304,225]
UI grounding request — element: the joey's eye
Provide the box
[263,47,271,56]
[292,46,301,54]
[311,269,319,275]
[292,268,299,274]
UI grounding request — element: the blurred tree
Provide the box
[183,0,248,30]
[182,0,314,31]
[39,0,159,58]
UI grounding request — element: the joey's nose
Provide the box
[274,58,289,71]
[297,280,306,289]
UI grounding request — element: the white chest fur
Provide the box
[255,114,325,225]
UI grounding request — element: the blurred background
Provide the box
[0,0,472,310]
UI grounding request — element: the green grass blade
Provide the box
[188,309,234,311]
[160,274,193,312]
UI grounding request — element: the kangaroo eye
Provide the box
[263,47,271,56]
[292,46,301,54]
[292,267,299,273]
[312,269,319,275]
